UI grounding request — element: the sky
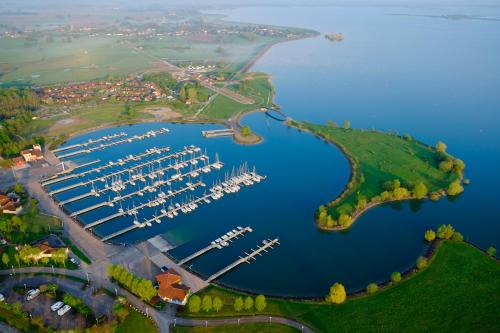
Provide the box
[2,0,499,10]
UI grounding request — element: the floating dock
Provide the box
[206,238,280,282]
[52,132,127,153]
[178,226,253,265]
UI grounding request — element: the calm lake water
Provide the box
[53,6,500,297]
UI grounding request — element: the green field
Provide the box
[180,241,500,333]
[204,73,274,120]
[295,122,459,224]
[173,323,298,333]
[116,309,157,333]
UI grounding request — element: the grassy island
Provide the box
[288,120,465,230]
[179,241,500,333]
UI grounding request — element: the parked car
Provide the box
[0,293,5,302]
[57,304,71,316]
[0,239,7,245]
[69,257,80,266]
[160,265,168,272]
[51,301,64,312]
[26,289,40,301]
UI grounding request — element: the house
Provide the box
[0,193,21,215]
[22,234,68,261]
[20,144,43,162]
[11,156,26,167]
[156,268,191,305]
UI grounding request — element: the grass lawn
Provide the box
[295,122,459,222]
[6,213,62,244]
[204,73,274,120]
[180,241,500,333]
[173,323,298,333]
[116,309,157,333]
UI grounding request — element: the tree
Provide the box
[486,246,497,257]
[244,296,254,311]
[213,296,223,312]
[343,120,350,129]
[234,297,243,312]
[447,181,464,196]
[393,187,409,200]
[452,231,464,242]
[338,214,352,228]
[454,159,465,174]
[179,86,186,102]
[383,179,400,191]
[255,295,267,312]
[416,256,428,270]
[424,230,436,242]
[413,182,428,200]
[241,126,252,137]
[325,283,346,304]
[436,141,447,153]
[439,160,453,172]
[187,87,197,101]
[1,253,9,266]
[437,224,455,239]
[366,283,378,294]
[391,272,401,283]
[188,295,201,313]
[13,183,24,195]
[202,295,212,312]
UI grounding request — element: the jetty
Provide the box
[178,226,253,265]
[206,238,280,282]
[202,129,235,138]
[52,132,127,153]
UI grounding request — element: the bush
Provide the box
[413,182,428,199]
[439,160,453,172]
[424,230,436,242]
[366,283,378,294]
[391,272,402,283]
[241,126,252,137]
[325,283,346,304]
[416,256,428,270]
[486,246,496,257]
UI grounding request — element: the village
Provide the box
[38,79,167,104]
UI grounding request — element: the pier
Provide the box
[206,238,280,282]
[43,147,169,186]
[53,152,209,201]
[178,226,253,265]
[99,170,265,242]
[55,128,169,159]
[41,160,101,185]
[51,132,127,153]
[202,129,235,138]
[83,180,205,229]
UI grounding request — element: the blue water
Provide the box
[51,5,500,297]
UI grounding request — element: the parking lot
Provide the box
[0,275,115,330]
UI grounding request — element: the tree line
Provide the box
[106,264,157,302]
[188,294,267,313]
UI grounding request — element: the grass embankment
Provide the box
[180,241,500,332]
[291,121,461,230]
[173,323,298,333]
[204,72,275,120]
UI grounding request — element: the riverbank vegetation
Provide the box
[179,241,499,332]
[289,120,464,230]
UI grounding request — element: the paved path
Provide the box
[176,316,313,332]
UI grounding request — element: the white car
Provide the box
[57,304,71,316]
[51,301,64,312]
[0,293,5,302]
[26,289,40,301]
[0,239,7,245]
[69,257,80,266]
